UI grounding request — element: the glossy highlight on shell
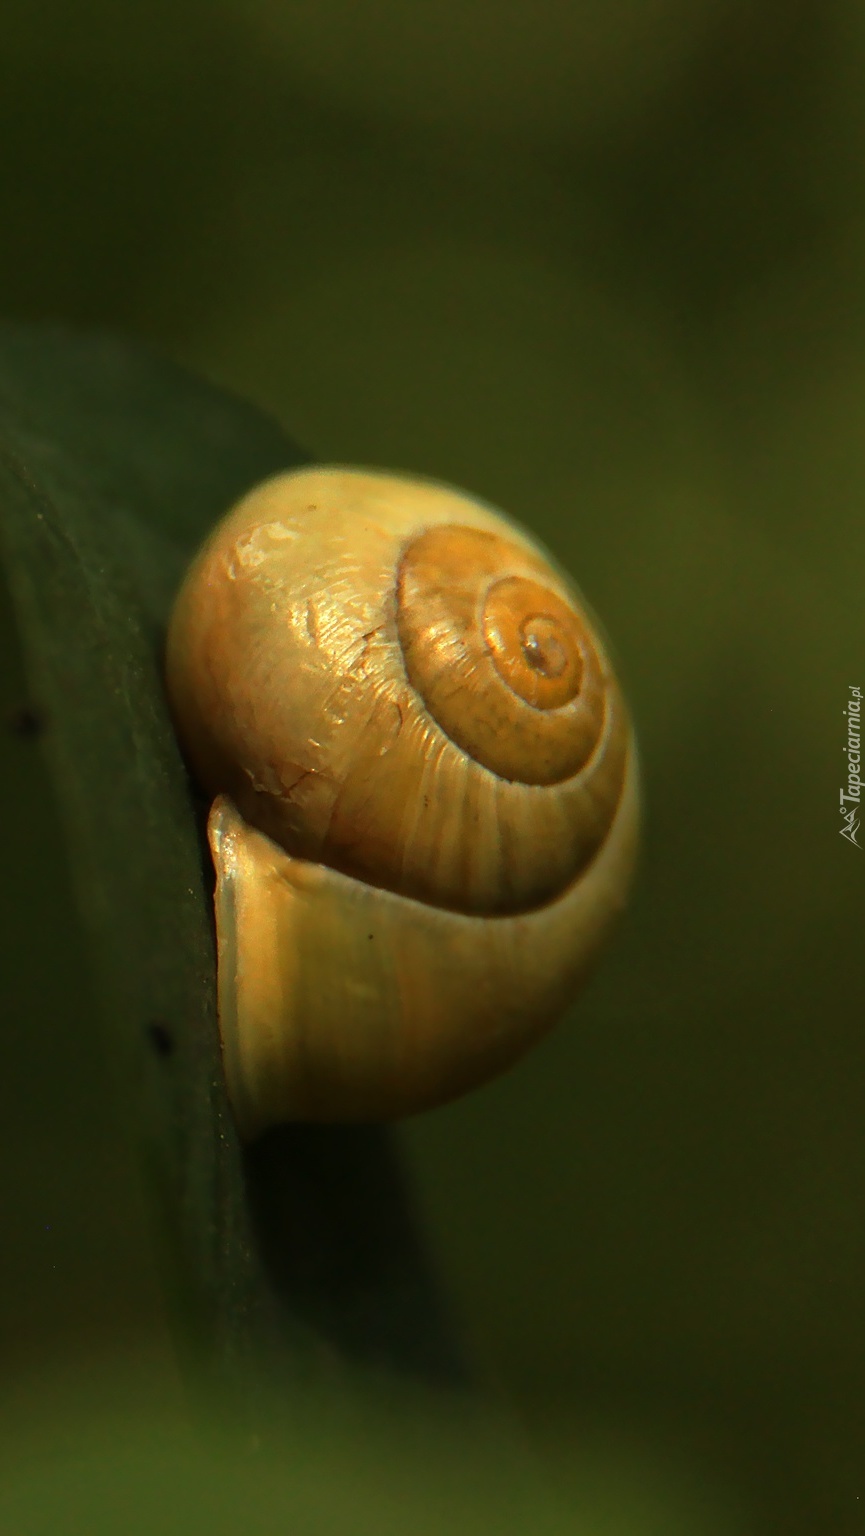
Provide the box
[165,466,639,1136]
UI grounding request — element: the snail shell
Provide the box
[166,467,639,1138]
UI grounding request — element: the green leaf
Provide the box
[0,324,463,1429]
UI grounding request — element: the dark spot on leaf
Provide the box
[8,704,45,738]
[146,1020,174,1058]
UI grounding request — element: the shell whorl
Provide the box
[166,467,632,920]
[396,524,608,784]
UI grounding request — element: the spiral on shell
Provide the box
[166,466,638,1134]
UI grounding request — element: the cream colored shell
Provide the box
[166,466,639,1138]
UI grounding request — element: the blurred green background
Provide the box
[1,0,864,1530]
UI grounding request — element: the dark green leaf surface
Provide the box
[0,324,463,1426]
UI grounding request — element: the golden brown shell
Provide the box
[165,466,639,1133]
[167,467,630,915]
